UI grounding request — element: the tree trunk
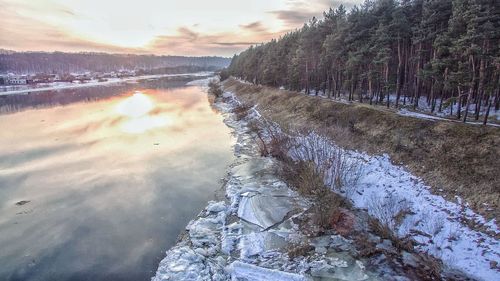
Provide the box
[463,54,476,123]
[385,62,390,108]
[414,42,422,109]
[368,74,374,105]
[483,94,492,125]
[475,39,487,120]
[358,78,363,103]
[395,37,403,107]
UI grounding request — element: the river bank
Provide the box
[151,79,482,280]
[220,78,500,280]
[0,72,213,95]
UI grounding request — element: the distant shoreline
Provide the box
[0,72,213,96]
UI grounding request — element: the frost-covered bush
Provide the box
[288,132,362,191]
[367,193,413,231]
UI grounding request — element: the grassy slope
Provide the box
[223,78,500,226]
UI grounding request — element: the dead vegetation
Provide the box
[223,78,500,227]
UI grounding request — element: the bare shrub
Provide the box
[368,218,394,240]
[247,119,361,234]
[369,218,414,252]
[368,193,413,231]
[367,193,416,251]
[248,119,290,160]
[413,252,443,280]
[288,132,362,192]
[354,234,379,257]
[281,160,349,231]
[419,212,446,237]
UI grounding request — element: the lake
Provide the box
[0,76,235,281]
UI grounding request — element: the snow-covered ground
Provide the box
[285,131,500,280]
[351,151,500,280]
[397,108,500,127]
[0,72,213,95]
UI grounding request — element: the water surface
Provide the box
[0,77,235,280]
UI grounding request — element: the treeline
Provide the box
[136,65,220,75]
[227,0,500,123]
[0,51,230,74]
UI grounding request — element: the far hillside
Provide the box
[0,51,231,74]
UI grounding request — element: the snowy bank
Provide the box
[152,80,499,281]
[0,72,213,95]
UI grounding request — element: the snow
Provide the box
[398,108,500,127]
[349,152,500,281]
[398,108,449,121]
[153,201,230,281]
[0,72,213,95]
[186,77,213,88]
[152,246,212,281]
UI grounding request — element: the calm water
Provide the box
[0,77,235,281]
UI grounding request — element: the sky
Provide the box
[0,0,361,57]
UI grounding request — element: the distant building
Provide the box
[6,76,28,85]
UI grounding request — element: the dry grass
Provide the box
[248,120,290,160]
[408,250,444,280]
[223,78,500,227]
[280,160,351,232]
[354,234,379,257]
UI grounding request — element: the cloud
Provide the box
[0,1,140,54]
[0,0,364,56]
[177,27,199,41]
[145,22,288,56]
[212,42,258,46]
[269,10,319,28]
[147,30,258,56]
[239,21,267,33]
[269,0,362,28]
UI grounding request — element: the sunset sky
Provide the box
[0,0,361,56]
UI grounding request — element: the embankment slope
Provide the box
[223,78,500,226]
